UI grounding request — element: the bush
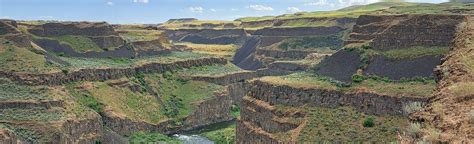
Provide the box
[352,74,366,83]
[363,117,375,127]
[403,102,424,114]
[407,122,422,139]
[61,69,69,74]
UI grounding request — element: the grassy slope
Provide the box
[260,72,436,97]
[0,38,60,73]
[175,42,239,58]
[297,106,409,142]
[178,63,244,77]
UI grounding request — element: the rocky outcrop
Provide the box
[0,20,33,48]
[256,49,317,60]
[253,26,345,37]
[0,57,227,86]
[59,116,103,143]
[232,37,263,70]
[267,61,309,72]
[190,71,257,85]
[34,39,134,58]
[410,16,473,143]
[0,128,26,144]
[315,49,361,82]
[28,22,125,49]
[237,79,430,143]
[346,14,466,50]
[101,108,173,136]
[0,100,63,109]
[239,17,356,28]
[180,91,233,131]
[365,55,443,80]
[248,80,428,116]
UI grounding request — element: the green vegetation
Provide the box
[363,117,375,127]
[45,35,104,52]
[0,108,63,121]
[231,105,240,118]
[80,81,167,123]
[129,132,181,144]
[145,73,224,119]
[382,46,449,60]
[58,51,210,70]
[188,121,236,144]
[175,42,239,58]
[119,30,165,42]
[298,106,408,142]
[178,63,244,77]
[0,39,59,73]
[0,124,43,143]
[403,102,424,114]
[278,35,343,51]
[0,78,50,101]
[262,72,436,97]
[66,84,104,113]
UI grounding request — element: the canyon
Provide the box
[0,1,473,144]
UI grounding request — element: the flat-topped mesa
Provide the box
[28,21,125,49]
[28,21,119,37]
[345,14,466,50]
[238,17,357,29]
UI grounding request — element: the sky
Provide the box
[0,0,449,24]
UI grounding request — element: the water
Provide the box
[174,134,214,144]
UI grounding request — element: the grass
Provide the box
[447,82,474,98]
[0,108,63,121]
[382,47,449,60]
[0,38,60,73]
[79,81,167,124]
[144,73,224,119]
[178,63,244,77]
[66,84,104,113]
[129,132,181,144]
[0,78,51,101]
[0,124,43,143]
[259,72,341,90]
[261,72,436,97]
[119,30,166,42]
[57,51,210,70]
[298,106,409,142]
[45,35,104,52]
[200,123,236,144]
[175,42,239,58]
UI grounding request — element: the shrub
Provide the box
[363,117,375,127]
[352,74,366,83]
[403,102,424,114]
[61,69,69,74]
[407,122,422,139]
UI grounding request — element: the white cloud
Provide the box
[247,5,274,11]
[286,7,302,13]
[133,0,149,4]
[210,9,217,12]
[305,0,329,6]
[189,6,204,13]
[231,8,239,11]
[106,1,114,6]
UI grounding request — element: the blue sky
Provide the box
[0,0,448,24]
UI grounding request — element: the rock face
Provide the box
[28,22,125,49]
[237,80,429,143]
[165,29,247,44]
[239,17,356,29]
[0,57,227,85]
[346,14,466,50]
[253,26,345,37]
[315,49,361,82]
[0,20,33,48]
[364,55,443,80]
[410,16,473,143]
[34,39,135,58]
